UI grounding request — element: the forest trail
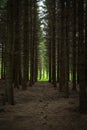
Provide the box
[0,82,87,130]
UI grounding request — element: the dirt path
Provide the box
[0,82,87,130]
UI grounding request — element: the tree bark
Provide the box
[5,0,14,105]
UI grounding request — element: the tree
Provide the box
[72,0,77,91]
[13,0,22,88]
[30,0,38,85]
[47,0,52,82]
[0,6,6,79]
[22,0,29,89]
[5,0,14,104]
[59,0,65,91]
[78,0,87,113]
[85,0,87,88]
[64,0,69,97]
[51,0,56,87]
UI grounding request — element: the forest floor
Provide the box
[0,82,87,130]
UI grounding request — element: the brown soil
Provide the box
[0,82,87,130]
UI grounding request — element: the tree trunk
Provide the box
[13,0,22,88]
[59,1,65,91]
[64,0,69,97]
[5,0,14,105]
[72,0,77,91]
[78,0,87,113]
[22,0,29,89]
[51,0,56,87]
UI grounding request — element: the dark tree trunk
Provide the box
[47,0,52,83]
[56,1,60,83]
[33,1,38,82]
[22,0,29,89]
[64,0,69,97]
[78,0,87,113]
[72,0,77,91]
[59,1,65,91]
[30,0,36,86]
[85,0,87,86]
[1,42,5,79]
[13,0,22,88]
[5,0,14,105]
[51,0,56,87]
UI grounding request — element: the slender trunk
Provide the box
[5,0,14,105]
[72,0,77,91]
[64,0,69,97]
[78,0,87,113]
[48,1,52,83]
[22,0,29,89]
[30,0,34,86]
[13,0,22,88]
[51,0,56,87]
[1,42,5,79]
[59,1,65,91]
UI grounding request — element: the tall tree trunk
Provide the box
[22,0,29,89]
[64,0,69,97]
[85,0,87,87]
[5,0,14,105]
[1,42,5,79]
[59,1,65,91]
[51,0,56,87]
[72,0,77,91]
[78,0,87,113]
[30,0,34,86]
[33,1,38,82]
[13,0,22,88]
[56,0,60,83]
[48,20,52,83]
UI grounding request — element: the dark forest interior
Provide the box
[0,0,87,130]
